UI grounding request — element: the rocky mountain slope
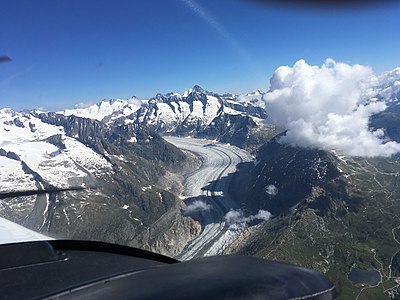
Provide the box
[0,109,200,257]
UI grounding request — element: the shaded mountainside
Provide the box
[188,113,276,150]
[231,137,342,216]
[228,135,400,299]
[370,110,400,143]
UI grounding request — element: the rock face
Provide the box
[231,136,341,216]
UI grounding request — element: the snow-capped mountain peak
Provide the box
[62,97,142,122]
[246,89,264,97]
[182,85,208,97]
[182,88,192,98]
[191,85,207,95]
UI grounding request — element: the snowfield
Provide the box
[0,109,112,191]
[0,156,36,192]
[62,97,142,123]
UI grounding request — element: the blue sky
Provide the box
[1,0,400,110]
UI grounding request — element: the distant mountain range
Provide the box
[61,86,267,125]
[60,85,274,149]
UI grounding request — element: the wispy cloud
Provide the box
[266,184,278,196]
[180,0,253,64]
[225,209,271,224]
[0,65,35,87]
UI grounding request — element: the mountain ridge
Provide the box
[58,85,274,149]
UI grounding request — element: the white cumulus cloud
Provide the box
[263,59,400,157]
[266,184,278,196]
[184,200,211,215]
[225,209,271,225]
[224,209,243,224]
